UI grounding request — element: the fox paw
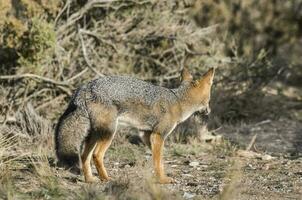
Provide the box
[85,176,99,183]
[159,176,174,184]
[100,176,112,182]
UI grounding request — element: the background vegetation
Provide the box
[0,0,301,199]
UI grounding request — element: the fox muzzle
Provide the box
[196,104,211,116]
[205,106,211,115]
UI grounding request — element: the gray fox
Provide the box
[55,67,215,184]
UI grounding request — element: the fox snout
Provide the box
[201,104,211,115]
[196,104,211,116]
[205,105,211,115]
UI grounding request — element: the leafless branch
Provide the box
[0,74,69,86]
[54,0,72,26]
[79,29,105,77]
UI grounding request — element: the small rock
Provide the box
[183,192,196,199]
[171,165,178,168]
[237,150,275,161]
[263,164,271,170]
[189,161,199,167]
[237,150,260,158]
[261,154,274,161]
[183,174,194,177]
[145,150,152,155]
[175,180,181,184]
[247,163,256,170]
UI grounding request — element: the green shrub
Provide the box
[18,18,56,73]
[0,0,61,74]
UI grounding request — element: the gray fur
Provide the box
[87,76,179,106]
[55,85,90,169]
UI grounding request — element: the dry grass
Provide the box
[0,113,302,199]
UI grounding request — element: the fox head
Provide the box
[180,67,215,115]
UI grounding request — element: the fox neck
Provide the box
[172,67,214,122]
[173,82,211,122]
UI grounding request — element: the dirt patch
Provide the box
[1,104,302,199]
[1,127,302,200]
[218,118,302,157]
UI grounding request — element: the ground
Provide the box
[1,122,302,200]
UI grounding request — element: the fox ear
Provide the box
[195,67,215,86]
[181,68,193,82]
[202,67,215,84]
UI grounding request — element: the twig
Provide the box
[162,74,180,81]
[0,67,89,87]
[57,0,117,35]
[254,120,271,126]
[246,134,257,151]
[79,29,105,77]
[172,43,181,69]
[57,85,72,96]
[79,29,118,53]
[23,88,49,104]
[66,67,89,82]
[36,95,67,111]
[0,74,69,86]
[55,0,72,26]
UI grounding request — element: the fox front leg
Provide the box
[150,133,174,184]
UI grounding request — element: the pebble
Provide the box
[189,161,199,167]
[183,174,194,177]
[262,154,274,161]
[183,192,196,199]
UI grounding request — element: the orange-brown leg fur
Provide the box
[150,133,174,184]
[93,138,113,181]
[81,139,97,183]
[86,103,117,182]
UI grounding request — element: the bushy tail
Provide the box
[55,102,90,171]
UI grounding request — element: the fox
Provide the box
[55,67,215,184]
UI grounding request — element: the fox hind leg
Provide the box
[140,130,152,149]
[87,103,117,182]
[81,136,98,183]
